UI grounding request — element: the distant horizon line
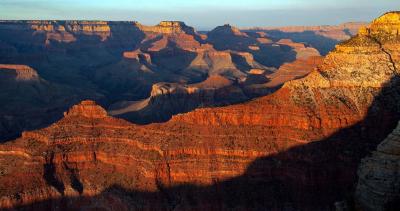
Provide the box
[0,19,369,31]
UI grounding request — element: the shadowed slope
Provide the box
[0,65,99,142]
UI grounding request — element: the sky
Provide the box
[1,0,400,30]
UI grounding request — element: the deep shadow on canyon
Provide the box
[10,75,400,210]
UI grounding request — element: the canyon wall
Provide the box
[356,121,400,211]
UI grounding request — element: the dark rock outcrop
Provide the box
[356,121,400,211]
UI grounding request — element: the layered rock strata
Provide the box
[355,11,400,211]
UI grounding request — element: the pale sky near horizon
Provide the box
[1,0,400,30]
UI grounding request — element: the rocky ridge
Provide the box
[0,100,269,209]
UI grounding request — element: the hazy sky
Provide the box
[1,0,400,30]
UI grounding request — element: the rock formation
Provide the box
[245,22,367,55]
[276,39,321,60]
[109,76,249,123]
[263,56,323,88]
[0,100,275,209]
[0,64,97,142]
[0,12,399,210]
[356,121,400,211]
[0,64,40,81]
[136,21,197,35]
[207,24,255,51]
[354,11,400,211]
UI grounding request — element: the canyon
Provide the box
[0,12,399,210]
[0,19,334,140]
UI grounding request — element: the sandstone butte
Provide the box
[0,64,40,81]
[0,12,400,210]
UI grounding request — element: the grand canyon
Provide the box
[0,5,400,211]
